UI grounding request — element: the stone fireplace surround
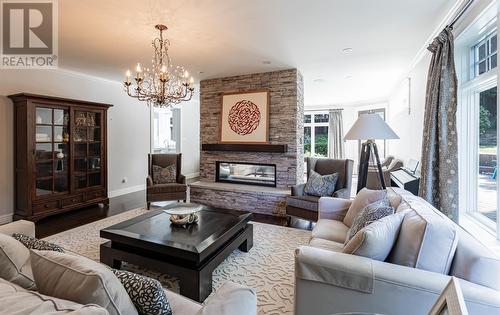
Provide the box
[190,69,304,216]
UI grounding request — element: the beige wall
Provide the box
[0,68,200,221]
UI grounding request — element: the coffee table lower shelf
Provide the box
[100,223,253,302]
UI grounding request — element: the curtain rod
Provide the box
[449,0,475,28]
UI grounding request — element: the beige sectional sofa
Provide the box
[295,188,500,315]
[0,220,257,315]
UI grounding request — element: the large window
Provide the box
[457,10,499,239]
[304,112,329,157]
[474,31,497,77]
[152,107,180,153]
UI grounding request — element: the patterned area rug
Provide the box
[43,208,311,314]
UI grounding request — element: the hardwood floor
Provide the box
[35,189,314,238]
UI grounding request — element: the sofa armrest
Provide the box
[332,187,350,199]
[0,220,35,237]
[318,197,351,221]
[147,175,153,187]
[198,281,257,315]
[291,183,306,196]
[294,246,500,315]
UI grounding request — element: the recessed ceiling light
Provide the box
[342,48,353,54]
[313,78,326,83]
[345,75,353,79]
[262,60,272,65]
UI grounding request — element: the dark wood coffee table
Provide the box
[100,204,253,302]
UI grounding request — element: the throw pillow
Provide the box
[343,188,388,227]
[387,206,458,275]
[0,233,36,290]
[152,164,177,184]
[30,250,138,315]
[112,269,172,315]
[304,170,339,197]
[12,233,64,252]
[346,198,394,242]
[343,211,406,261]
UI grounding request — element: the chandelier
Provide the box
[124,24,194,107]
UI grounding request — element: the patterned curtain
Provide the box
[328,109,345,159]
[420,27,459,222]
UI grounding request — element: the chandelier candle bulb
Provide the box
[125,70,131,84]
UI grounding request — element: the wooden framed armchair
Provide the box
[286,157,354,222]
[146,153,187,209]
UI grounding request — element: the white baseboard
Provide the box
[0,214,13,225]
[186,172,200,179]
[109,184,146,198]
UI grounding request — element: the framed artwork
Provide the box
[220,90,269,143]
[428,277,469,315]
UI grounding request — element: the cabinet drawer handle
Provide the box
[44,204,50,208]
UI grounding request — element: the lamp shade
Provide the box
[344,114,399,140]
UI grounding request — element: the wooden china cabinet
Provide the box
[9,93,112,221]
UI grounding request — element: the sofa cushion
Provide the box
[112,269,172,315]
[197,282,257,315]
[343,188,387,227]
[450,228,500,291]
[304,170,339,197]
[0,278,107,314]
[309,238,344,252]
[164,290,202,315]
[152,164,177,184]
[30,250,138,315]
[346,198,394,241]
[286,195,319,212]
[343,211,405,261]
[12,233,65,252]
[0,233,36,290]
[147,183,187,194]
[387,187,402,209]
[387,205,458,274]
[311,219,349,243]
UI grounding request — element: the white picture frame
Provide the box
[428,277,469,315]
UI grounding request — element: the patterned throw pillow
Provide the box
[152,164,177,184]
[346,198,394,242]
[304,170,339,197]
[112,269,172,315]
[12,233,64,252]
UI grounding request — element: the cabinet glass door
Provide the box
[73,110,102,189]
[35,106,69,197]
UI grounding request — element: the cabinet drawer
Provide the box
[85,190,105,201]
[33,201,58,213]
[62,195,83,208]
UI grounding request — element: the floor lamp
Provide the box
[345,114,399,193]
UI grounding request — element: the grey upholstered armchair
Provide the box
[146,153,187,209]
[286,157,354,221]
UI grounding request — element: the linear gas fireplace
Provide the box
[216,161,276,187]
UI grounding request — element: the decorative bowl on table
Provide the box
[163,203,203,226]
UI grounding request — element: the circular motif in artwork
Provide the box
[228,100,261,135]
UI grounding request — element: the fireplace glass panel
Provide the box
[217,162,276,187]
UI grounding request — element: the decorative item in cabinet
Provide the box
[9,93,112,221]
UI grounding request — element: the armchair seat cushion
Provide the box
[148,183,187,194]
[286,195,319,212]
[311,219,349,243]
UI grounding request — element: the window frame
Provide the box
[473,30,497,77]
[304,111,329,157]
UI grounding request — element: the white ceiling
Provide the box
[59,0,457,106]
